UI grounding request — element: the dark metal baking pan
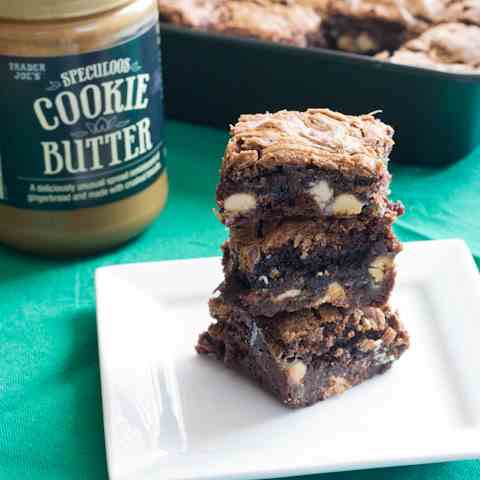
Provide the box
[160,23,480,165]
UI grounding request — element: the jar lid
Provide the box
[0,0,135,21]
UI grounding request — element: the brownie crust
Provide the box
[197,296,410,407]
[221,108,394,179]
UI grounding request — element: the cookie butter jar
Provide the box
[0,0,168,256]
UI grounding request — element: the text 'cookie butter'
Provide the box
[0,0,168,256]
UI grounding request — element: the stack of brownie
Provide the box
[197,108,410,408]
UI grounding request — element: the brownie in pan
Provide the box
[158,0,325,47]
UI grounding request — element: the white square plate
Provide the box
[96,239,480,480]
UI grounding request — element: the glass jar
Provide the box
[0,0,168,256]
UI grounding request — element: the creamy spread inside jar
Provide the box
[0,0,168,256]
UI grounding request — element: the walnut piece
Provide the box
[312,282,346,306]
[324,376,352,398]
[357,32,379,52]
[358,338,383,352]
[382,326,398,345]
[224,193,256,212]
[337,32,379,53]
[369,255,394,284]
[274,289,301,302]
[286,361,307,385]
[331,194,364,215]
[308,180,333,209]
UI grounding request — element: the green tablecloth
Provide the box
[1,120,479,480]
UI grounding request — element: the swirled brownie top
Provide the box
[222,108,394,178]
[323,0,446,26]
[158,0,323,46]
[213,0,323,47]
[437,0,480,26]
[158,0,220,28]
[381,23,480,73]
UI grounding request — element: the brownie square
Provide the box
[377,23,480,74]
[216,108,395,233]
[211,0,325,47]
[221,201,403,317]
[322,0,445,54]
[197,295,410,408]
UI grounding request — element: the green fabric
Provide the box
[0,120,479,480]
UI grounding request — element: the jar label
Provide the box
[0,24,165,210]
